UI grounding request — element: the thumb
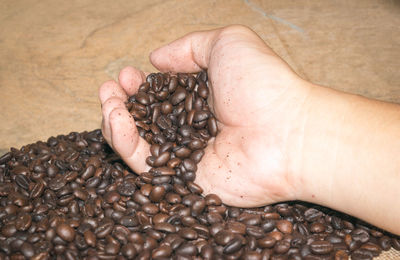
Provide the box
[149,27,221,73]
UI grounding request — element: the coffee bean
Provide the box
[309,241,333,254]
[56,223,75,242]
[351,248,374,259]
[197,81,209,99]
[257,236,277,249]
[304,208,323,222]
[95,219,114,238]
[0,152,11,165]
[378,236,391,250]
[276,219,293,234]
[15,213,32,231]
[352,228,370,243]
[119,215,139,227]
[83,230,96,247]
[274,240,290,254]
[310,222,325,233]
[223,237,242,254]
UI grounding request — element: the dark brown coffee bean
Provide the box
[170,87,187,105]
[193,110,209,122]
[161,101,173,115]
[257,236,277,249]
[186,110,195,126]
[206,212,224,224]
[351,228,370,243]
[135,91,150,105]
[142,203,159,215]
[104,239,121,255]
[197,80,209,99]
[168,76,178,93]
[378,236,391,250]
[360,242,382,256]
[334,250,349,260]
[172,146,190,159]
[153,152,171,167]
[119,215,139,227]
[167,157,181,168]
[2,224,17,237]
[304,208,323,222]
[223,237,242,254]
[149,185,166,203]
[49,175,67,191]
[95,219,114,238]
[103,190,120,204]
[152,244,172,258]
[246,225,265,239]
[15,174,30,190]
[351,249,373,260]
[310,222,325,233]
[309,241,333,254]
[151,166,176,176]
[184,92,193,111]
[30,180,45,198]
[214,230,235,246]
[83,230,96,247]
[274,240,290,254]
[276,219,293,234]
[15,213,32,231]
[56,223,76,242]
[0,152,11,165]
[176,242,198,256]
[154,223,176,233]
[187,181,203,194]
[182,158,197,172]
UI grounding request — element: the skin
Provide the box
[100,25,400,235]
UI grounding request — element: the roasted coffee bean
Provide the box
[56,223,76,242]
[274,240,290,254]
[379,236,391,250]
[304,208,323,222]
[276,219,293,234]
[310,222,325,233]
[309,241,333,254]
[351,248,374,259]
[352,228,370,243]
[171,87,187,105]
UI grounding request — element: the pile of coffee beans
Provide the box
[0,72,399,259]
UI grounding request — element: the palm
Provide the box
[195,32,307,207]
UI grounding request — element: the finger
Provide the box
[149,28,222,73]
[118,66,148,96]
[99,80,128,104]
[101,97,126,145]
[109,108,151,173]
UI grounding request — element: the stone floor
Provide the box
[0,1,399,258]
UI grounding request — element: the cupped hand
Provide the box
[99,25,311,207]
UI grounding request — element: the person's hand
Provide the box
[99,25,311,207]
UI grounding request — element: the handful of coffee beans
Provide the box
[0,71,399,259]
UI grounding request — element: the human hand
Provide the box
[99,25,312,207]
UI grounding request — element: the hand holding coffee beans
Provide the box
[101,25,400,236]
[1,25,399,259]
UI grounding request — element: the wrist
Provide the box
[287,82,351,203]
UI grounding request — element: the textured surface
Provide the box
[0,1,399,258]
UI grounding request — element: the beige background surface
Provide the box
[0,0,399,258]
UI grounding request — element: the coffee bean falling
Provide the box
[0,72,399,259]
